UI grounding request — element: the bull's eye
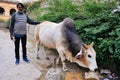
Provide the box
[88,55,91,58]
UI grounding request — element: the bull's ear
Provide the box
[75,55,81,59]
[82,43,88,49]
[90,42,94,47]
[75,49,82,59]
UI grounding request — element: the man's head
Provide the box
[17,3,24,11]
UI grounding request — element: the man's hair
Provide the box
[17,3,24,8]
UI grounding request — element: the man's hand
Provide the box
[10,35,13,40]
[40,21,45,23]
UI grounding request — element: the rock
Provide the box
[100,69,111,74]
[85,71,99,80]
[65,72,83,80]
[103,78,109,80]
[45,68,65,80]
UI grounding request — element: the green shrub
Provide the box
[77,12,120,75]
[0,19,5,22]
[24,1,41,19]
[6,19,10,29]
[37,0,82,22]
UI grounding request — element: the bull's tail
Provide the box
[34,24,40,42]
[34,24,40,59]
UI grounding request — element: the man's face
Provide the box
[17,5,24,11]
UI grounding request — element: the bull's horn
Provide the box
[90,42,94,47]
[82,43,88,49]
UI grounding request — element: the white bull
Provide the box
[34,18,98,71]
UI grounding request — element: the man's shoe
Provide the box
[23,58,30,63]
[15,59,19,65]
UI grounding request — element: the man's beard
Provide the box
[18,11,23,14]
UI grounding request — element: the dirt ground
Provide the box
[0,28,42,80]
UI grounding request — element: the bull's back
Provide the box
[38,21,59,48]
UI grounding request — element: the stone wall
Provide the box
[0,22,8,28]
[0,1,17,22]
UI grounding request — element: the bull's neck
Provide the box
[73,57,87,68]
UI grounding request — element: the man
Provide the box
[9,3,41,65]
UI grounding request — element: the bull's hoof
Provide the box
[36,56,40,60]
[63,68,68,72]
[56,60,60,65]
[46,57,50,60]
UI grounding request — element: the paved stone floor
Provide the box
[0,29,41,80]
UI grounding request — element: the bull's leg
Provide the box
[56,47,68,71]
[36,41,40,59]
[56,57,60,65]
[63,50,73,62]
[43,46,50,60]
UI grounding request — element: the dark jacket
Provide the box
[9,12,40,36]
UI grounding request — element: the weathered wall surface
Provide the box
[0,1,17,21]
[0,22,8,28]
